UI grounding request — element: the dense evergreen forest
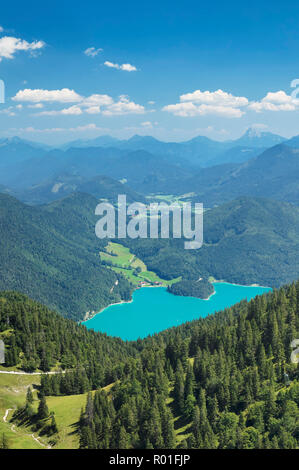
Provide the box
[120,197,299,288]
[168,279,214,299]
[0,193,133,320]
[1,281,298,449]
[77,281,299,449]
[0,291,137,385]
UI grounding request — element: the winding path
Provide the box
[3,408,51,448]
[3,408,13,422]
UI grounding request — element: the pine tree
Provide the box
[26,386,34,404]
[0,433,9,449]
[51,413,58,434]
[37,395,49,420]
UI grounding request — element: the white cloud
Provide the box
[163,88,299,118]
[13,88,145,117]
[0,26,4,33]
[180,89,249,107]
[141,121,153,128]
[163,101,244,118]
[0,107,16,116]
[36,105,83,116]
[248,91,297,112]
[102,96,145,115]
[0,104,23,116]
[163,89,248,118]
[104,60,137,72]
[0,36,45,61]
[13,123,108,134]
[27,103,44,109]
[85,106,101,114]
[120,63,137,72]
[13,88,82,103]
[82,94,114,106]
[84,47,103,57]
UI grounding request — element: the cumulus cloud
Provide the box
[163,89,248,118]
[0,36,45,61]
[248,91,297,112]
[164,101,244,118]
[104,60,137,72]
[163,88,299,118]
[0,26,4,33]
[85,106,101,114]
[84,47,103,57]
[180,89,249,107]
[102,95,145,115]
[12,88,82,103]
[12,88,145,117]
[82,94,114,107]
[36,105,83,116]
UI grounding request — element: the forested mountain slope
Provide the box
[0,192,132,320]
[16,174,146,205]
[77,281,299,449]
[120,197,299,287]
[0,291,137,381]
[2,281,296,449]
[1,281,298,448]
[187,144,299,206]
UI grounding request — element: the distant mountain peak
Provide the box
[235,128,286,147]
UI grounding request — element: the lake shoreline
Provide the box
[82,281,271,325]
[83,282,272,341]
[212,279,271,289]
[82,284,164,322]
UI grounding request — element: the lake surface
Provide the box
[83,283,272,341]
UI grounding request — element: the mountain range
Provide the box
[170,144,299,206]
[0,128,295,203]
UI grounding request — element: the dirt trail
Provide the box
[3,408,51,448]
[0,370,65,375]
[26,433,51,449]
[3,408,13,422]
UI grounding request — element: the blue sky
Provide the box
[0,0,299,144]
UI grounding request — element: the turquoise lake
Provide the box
[83,282,272,341]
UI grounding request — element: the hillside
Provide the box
[15,174,145,205]
[1,281,298,449]
[120,197,299,288]
[0,291,136,376]
[0,192,132,320]
[187,144,299,206]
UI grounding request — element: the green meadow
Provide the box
[100,242,181,286]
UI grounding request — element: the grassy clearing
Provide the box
[0,373,44,449]
[0,372,83,449]
[100,242,180,287]
[0,372,117,449]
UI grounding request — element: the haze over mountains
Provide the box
[0,127,297,208]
